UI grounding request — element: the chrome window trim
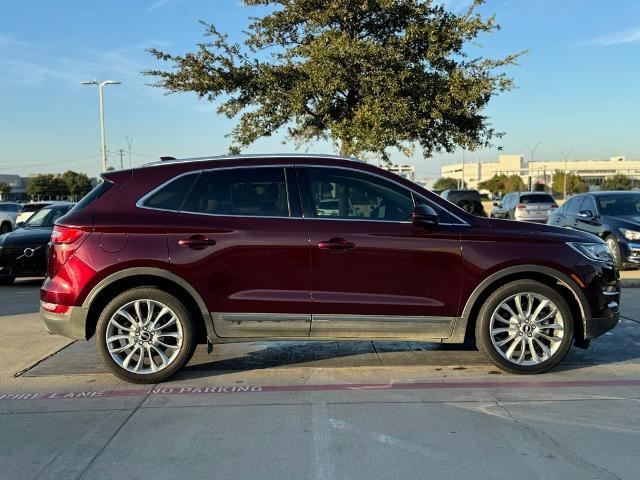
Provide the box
[135,163,470,226]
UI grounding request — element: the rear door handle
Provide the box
[178,235,217,250]
[318,237,355,251]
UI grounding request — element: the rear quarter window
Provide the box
[142,173,200,211]
[68,181,113,213]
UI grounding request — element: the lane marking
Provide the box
[2,379,640,402]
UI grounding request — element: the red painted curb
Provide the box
[2,378,640,402]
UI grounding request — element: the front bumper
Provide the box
[41,304,89,340]
[584,315,620,339]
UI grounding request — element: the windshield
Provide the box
[597,194,640,216]
[520,194,555,204]
[23,206,70,227]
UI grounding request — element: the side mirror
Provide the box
[412,204,439,228]
[577,210,594,221]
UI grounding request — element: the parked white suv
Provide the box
[0,202,22,234]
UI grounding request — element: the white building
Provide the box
[440,155,640,191]
[387,164,415,182]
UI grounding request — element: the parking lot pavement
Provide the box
[1,282,640,479]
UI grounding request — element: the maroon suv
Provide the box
[40,154,620,383]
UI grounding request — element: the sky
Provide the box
[0,0,639,181]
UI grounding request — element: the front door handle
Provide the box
[178,234,217,250]
[318,237,355,251]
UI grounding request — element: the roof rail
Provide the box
[141,153,364,168]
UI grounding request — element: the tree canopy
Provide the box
[432,177,460,190]
[26,171,92,201]
[551,170,588,195]
[601,174,632,191]
[145,0,523,161]
[478,173,525,194]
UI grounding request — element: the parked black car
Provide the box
[440,189,486,216]
[548,191,640,269]
[0,203,73,285]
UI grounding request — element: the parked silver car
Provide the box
[490,192,558,223]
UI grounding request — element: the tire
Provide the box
[96,287,197,384]
[0,222,11,234]
[475,280,574,374]
[605,235,623,270]
[0,276,15,285]
[457,200,474,214]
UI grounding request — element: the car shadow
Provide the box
[0,277,44,316]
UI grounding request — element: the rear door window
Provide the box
[182,167,289,217]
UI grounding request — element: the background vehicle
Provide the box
[0,202,22,234]
[0,203,73,285]
[440,189,486,216]
[548,191,640,269]
[490,192,557,223]
[15,202,65,227]
[40,155,619,383]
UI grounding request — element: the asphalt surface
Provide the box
[1,278,640,480]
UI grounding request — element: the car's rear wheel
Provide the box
[0,222,11,234]
[605,235,623,270]
[475,280,573,374]
[0,276,15,285]
[96,287,196,384]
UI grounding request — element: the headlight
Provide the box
[567,242,613,262]
[620,229,640,241]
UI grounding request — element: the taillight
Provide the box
[550,204,558,209]
[51,225,84,244]
[48,226,88,277]
[516,204,526,210]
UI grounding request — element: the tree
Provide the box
[551,171,588,195]
[433,177,460,190]
[601,173,632,191]
[61,171,92,201]
[478,173,524,194]
[0,183,10,201]
[503,175,526,193]
[478,174,508,194]
[145,0,524,162]
[26,174,69,200]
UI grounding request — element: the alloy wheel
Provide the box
[489,292,565,366]
[105,299,183,374]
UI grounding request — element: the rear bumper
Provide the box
[41,304,88,340]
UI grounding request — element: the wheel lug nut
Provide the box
[138,341,143,345]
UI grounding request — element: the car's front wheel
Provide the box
[96,287,196,383]
[475,280,573,374]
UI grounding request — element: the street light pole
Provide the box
[561,150,573,201]
[125,136,133,168]
[526,142,542,191]
[81,79,121,173]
